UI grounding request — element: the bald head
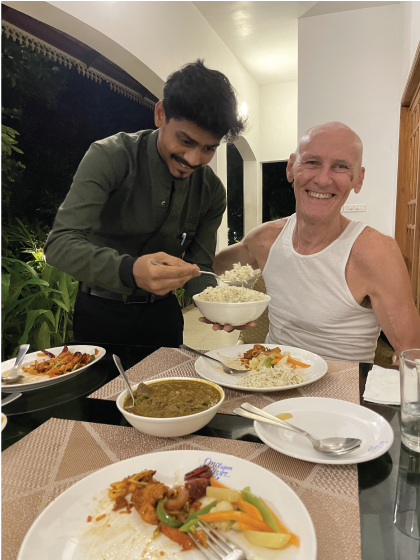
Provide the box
[297,122,363,167]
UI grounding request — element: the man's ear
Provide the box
[154,100,166,128]
[354,166,365,194]
[286,153,296,183]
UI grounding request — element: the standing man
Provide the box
[44,60,245,347]
[211,122,420,362]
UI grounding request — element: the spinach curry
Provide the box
[123,380,221,418]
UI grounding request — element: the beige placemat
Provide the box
[89,347,360,412]
[2,418,360,560]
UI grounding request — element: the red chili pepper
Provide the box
[41,349,55,358]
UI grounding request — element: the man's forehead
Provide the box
[298,133,360,163]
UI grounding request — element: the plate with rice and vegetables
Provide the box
[194,344,328,392]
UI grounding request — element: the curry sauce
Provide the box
[123,380,221,418]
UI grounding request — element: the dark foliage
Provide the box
[2,35,155,227]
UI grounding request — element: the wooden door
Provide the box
[395,44,420,313]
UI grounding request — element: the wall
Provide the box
[298,5,400,237]
[399,1,420,98]
[259,81,298,162]
[4,0,261,160]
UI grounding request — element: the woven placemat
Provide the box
[89,347,360,412]
[2,418,360,560]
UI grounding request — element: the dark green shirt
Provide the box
[44,129,226,296]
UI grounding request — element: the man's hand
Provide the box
[133,252,200,295]
[198,316,256,332]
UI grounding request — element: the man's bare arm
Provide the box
[355,233,420,358]
[213,236,258,276]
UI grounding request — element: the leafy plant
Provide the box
[2,216,49,260]
[1,108,25,218]
[1,257,78,361]
[175,287,193,309]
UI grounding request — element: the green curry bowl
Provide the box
[116,377,225,437]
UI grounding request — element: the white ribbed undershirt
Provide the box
[263,214,380,362]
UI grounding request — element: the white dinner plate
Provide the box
[254,397,394,465]
[17,450,316,560]
[1,345,106,393]
[194,344,328,392]
[1,412,7,432]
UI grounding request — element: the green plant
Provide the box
[1,257,78,360]
[175,287,193,309]
[1,108,25,217]
[2,217,48,260]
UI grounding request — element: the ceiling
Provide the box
[193,1,400,85]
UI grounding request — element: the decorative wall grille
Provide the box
[1,21,156,110]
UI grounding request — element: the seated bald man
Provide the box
[207,122,420,362]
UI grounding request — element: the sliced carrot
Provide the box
[198,511,273,532]
[287,357,310,368]
[95,514,106,522]
[260,498,299,546]
[232,498,263,521]
[87,516,92,522]
[209,477,228,489]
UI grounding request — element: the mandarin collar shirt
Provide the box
[44,129,226,296]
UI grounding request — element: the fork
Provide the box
[190,520,246,560]
[180,345,248,375]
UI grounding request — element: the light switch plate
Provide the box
[342,204,366,212]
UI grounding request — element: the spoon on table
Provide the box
[112,355,137,408]
[151,261,235,285]
[234,402,362,456]
[180,345,248,375]
[1,344,30,384]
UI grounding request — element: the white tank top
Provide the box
[264,214,380,362]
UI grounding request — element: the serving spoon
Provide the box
[180,345,248,375]
[151,261,239,285]
[234,402,362,456]
[1,344,30,384]
[113,355,137,408]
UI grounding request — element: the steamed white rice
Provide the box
[196,285,269,303]
[219,263,258,282]
[238,364,304,388]
[219,353,305,388]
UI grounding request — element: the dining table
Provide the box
[1,341,418,560]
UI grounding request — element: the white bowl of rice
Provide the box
[193,285,271,326]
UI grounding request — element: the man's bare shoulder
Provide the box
[242,217,289,269]
[245,217,289,247]
[351,226,405,275]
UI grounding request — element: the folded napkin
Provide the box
[363,365,400,405]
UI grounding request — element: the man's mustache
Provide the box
[171,154,201,170]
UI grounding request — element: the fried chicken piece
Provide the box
[112,496,129,511]
[131,481,168,525]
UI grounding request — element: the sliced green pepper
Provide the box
[179,500,218,532]
[156,498,183,528]
[265,357,273,368]
[241,487,280,533]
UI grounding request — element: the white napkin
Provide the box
[363,365,400,405]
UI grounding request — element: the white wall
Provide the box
[4,1,261,160]
[259,81,298,162]
[399,1,420,98]
[298,5,400,237]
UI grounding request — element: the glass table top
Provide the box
[2,344,419,559]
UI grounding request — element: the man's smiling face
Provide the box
[286,123,365,221]
[155,101,220,179]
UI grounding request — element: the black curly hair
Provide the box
[162,59,246,142]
